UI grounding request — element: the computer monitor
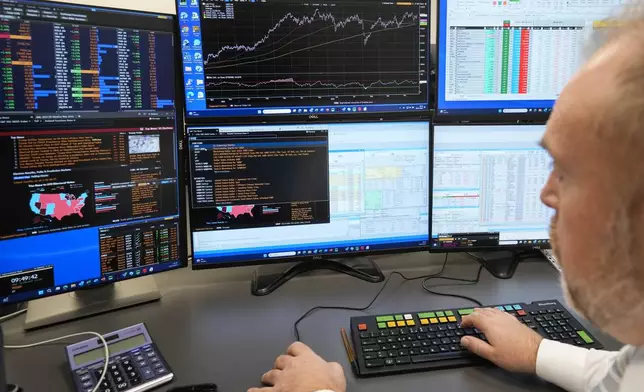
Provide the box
[431,124,553,253]
[187,121,430,293]
[0,0,186,328]
[436,0,624,119]
[177,0,431,119]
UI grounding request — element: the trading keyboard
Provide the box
[349,299,603,377]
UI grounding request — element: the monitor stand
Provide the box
[24,276,160,330]
[467,250,539,280]
[251,257,385,296]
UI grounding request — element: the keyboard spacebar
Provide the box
[411,352,474,364]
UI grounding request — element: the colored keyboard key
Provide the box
[577,330,594,344]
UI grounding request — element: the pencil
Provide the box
[341,328,359,375]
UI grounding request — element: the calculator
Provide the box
[66,324,174,392]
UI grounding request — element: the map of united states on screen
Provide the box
[29,193,88,220]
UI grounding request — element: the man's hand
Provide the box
[460,308,544,373]
[248,342,347,392]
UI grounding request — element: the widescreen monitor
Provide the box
[436,0,625,119]
[187,121,430,267]
[177,0,431,119]
[431,124,553,251]
[0,0,186,305]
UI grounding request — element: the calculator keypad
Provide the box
[74,344,170,392]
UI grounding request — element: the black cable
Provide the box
[421,263,485,307]
[294,253,450,341]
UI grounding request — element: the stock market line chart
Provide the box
[178,0,430,118]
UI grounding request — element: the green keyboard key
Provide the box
[378,323,387,329]
[577,330,594,344]
[395,315,404,321]
[436,311,445,317]
[445,311,454,317]
[417,312,436,319]
[459,309,474,316]
[376,316,394,323]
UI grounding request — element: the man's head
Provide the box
[540,8,644,345]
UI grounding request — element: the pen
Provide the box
[341,328,359,375]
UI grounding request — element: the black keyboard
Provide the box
[349,299,603,377]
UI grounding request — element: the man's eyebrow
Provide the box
[538,139,551,153]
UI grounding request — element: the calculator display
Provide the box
[74,334,147,367]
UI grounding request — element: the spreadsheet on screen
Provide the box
[438,0,627,114]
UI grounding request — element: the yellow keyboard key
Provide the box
[397,321,406,327]
[387,321,396,328]
[420,319,429,325]
[438,317,448,323]
[406,320,415,326]
[448,316,457,323]
[429,318,439,324]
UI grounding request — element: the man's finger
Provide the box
[287,341,313,357]
[460,336,494,361]
[248,388,275,392]
[261,369,282,386]
[274,354,293,370]
[460,311,485,328]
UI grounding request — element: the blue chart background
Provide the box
[0,228,100,286]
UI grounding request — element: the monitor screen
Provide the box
[436,0,624,118]
[177,0,431,119]
[431,124,553,251]
[0,0,185,304]
[187,121,430,266]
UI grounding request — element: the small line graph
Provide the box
[200,1,424,99]
[206,78,419,90]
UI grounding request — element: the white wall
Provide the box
[56,0,438,43]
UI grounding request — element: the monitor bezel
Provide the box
[0,1,189,305]
[174,0,434,123]
[428,122,552,254]
[433,0,552,123]
[187,117,432,270]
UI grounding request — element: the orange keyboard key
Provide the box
[358,323,368,331]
